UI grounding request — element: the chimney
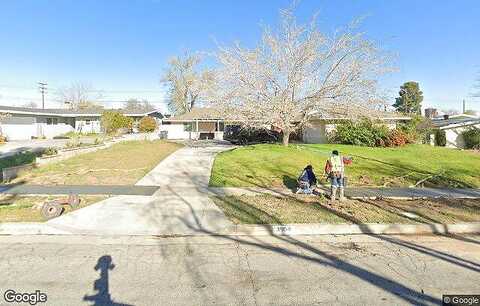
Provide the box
[424,108,438,119]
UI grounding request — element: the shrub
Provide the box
[385,129,408,147]
[42,147,58,156]
[0,152,36,171]
[462,128,480,149]
[101,111,133,134]
[397,115,434,144]
[0,135,6,143]
[435,129,446,147]
[138,116,157,132]
[331,118,389,147]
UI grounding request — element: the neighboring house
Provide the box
[431,116,480,148]
[0,105,163,140]
[160,107,410,143]
[160,108,225,140]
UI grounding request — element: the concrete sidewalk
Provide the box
[208,186,480,199]
[47,145,235,235]
[0,184,159,196]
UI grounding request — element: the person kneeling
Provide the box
[296,165,317,195]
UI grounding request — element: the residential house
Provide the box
[160,107,410,143]
[431,114,480,148]
[0,105,163,140]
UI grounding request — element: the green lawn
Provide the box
[12,140,182,185]
[210,144,480,188]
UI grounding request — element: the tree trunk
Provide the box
[282,131,290,146]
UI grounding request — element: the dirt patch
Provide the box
[211,194,480,225]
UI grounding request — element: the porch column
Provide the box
[195,120,199,139]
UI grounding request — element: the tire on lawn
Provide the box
[68,194,80,209]
[41,201,64,220]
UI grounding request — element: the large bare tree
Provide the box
[162,53,214,115]
[56,82,104,110]
[124,98,155,112]
[207,8,392,146]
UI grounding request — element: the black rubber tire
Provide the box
[68,194,80,209]
[41,201,64,220]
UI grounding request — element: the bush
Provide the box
[435,129,446,147]
[385,129,409,147]
[42,147,58,156]
[138,116,157,132]
[101,111,133,134]
[330,119,389,147]
[397,115,434,144]
[462,128,480,149]
[0,152,36,171]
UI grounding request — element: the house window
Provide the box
[85,119,91,125]
[46,118,58,125]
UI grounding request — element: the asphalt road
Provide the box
[0,234,479,306]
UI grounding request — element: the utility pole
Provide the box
[462,99,466,114]
[38,82,47,109]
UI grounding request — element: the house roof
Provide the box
[165,108,222,121]
[164,107,410,122]
[0,105,162,117]
[432,117,480,129]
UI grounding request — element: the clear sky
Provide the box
[0,0,479,112]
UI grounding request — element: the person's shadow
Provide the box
[83,255,133,306]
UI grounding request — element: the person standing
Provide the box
[324,150,350,201]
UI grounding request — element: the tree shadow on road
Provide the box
[83,255,133,306]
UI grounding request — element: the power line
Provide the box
[38,82,47,109]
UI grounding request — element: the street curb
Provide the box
[226,222,480,236]
[0,223,73,235]
[1,222,479,236]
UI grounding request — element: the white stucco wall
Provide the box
[1,124,38,140]
[444,124,480,149]
[160,124,192,139]
[39,123,75,139]
[75,118,102,134]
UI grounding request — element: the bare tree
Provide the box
[124,98,155,112]
[162,53,215,115]
[207,7,392,146]
[22,101,38,108]
[56,82,104,110]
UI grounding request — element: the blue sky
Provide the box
[0,0,479,112]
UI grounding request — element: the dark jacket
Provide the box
[298,168,317,186]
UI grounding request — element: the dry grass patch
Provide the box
[211,194,480,224]
[11,140,182,185]
[0,195,107,222]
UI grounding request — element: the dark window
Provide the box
[46,118,58,125]
[85,119,91,125]
[218,122,225,132]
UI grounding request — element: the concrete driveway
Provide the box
[47,143,235,235]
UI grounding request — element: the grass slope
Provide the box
[210,144,480,188]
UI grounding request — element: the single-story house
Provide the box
[160,108,225,140]
[0,105,163,140]
[431,115,480,148]
[160,107,410,143]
